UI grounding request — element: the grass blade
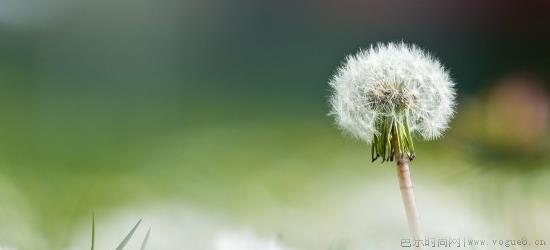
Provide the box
[140,227,151,250]
[91,213,95,250]
[115,218,142,250]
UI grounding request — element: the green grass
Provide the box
[91,215,148,250]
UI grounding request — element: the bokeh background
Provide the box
[0,0,549,249]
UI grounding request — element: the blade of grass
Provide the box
[115,218,142,250]
[91,213,95,250]
[140,227,151,250]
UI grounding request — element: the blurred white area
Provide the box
[0,175,45,249]
[69,204,225,250]
[68,177,506,250]
[214,230,289,250]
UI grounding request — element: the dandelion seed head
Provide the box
[329,42,456,144]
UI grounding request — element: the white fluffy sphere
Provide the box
[329,42,456,143]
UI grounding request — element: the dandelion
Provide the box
[329,42,456,240]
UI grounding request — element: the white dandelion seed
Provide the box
[328,42,458,240]
[329,42,456,161]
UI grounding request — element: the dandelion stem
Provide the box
[394,134,424,242]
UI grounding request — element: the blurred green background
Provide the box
[0,0,549,249]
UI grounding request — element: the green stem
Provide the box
[371,109,416,162]
[404,113,415,159]
[386,120,393,161]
